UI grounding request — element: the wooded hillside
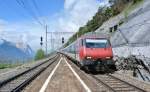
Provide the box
[64,0,143,47]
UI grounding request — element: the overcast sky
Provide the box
[0,0,109,52]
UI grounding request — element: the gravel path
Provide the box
[112,71,150,92]
[0,55,55,83]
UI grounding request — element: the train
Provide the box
[61,32,116,72]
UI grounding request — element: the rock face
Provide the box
[111,0,150,58]
[95,0,150,81]
[0,39,34,64]
[95,0,150,58]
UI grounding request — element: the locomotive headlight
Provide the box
[87,56,92,59]
[106,57,111,59]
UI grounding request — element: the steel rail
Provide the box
[12,54,60,92]
[91,74,116,92]
[61,52,147,92]
[91,74,147,92]
[108,74,147,92]
[0,54,59,92]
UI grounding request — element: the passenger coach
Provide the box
[62,32,116,72]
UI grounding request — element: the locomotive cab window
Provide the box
[81,39,84,46]
[85,39,110,48]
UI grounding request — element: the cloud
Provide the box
[64,0,76,10]
[55,0,100,32]
[0,21,45,51]
[98,0,109,6]
[0,19,7,32]
[0,0,109,51]
[51,0,109,33]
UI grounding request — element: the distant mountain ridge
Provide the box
[0,39,34,64]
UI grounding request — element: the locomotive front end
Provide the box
[80,38,115,72]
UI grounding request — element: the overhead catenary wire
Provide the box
[15,0,45,27]
[0,0,30,20]
[113,16,150,48]
[121,14,150,30]
[31,0,42,16]
[31,0,46,25]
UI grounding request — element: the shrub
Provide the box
[34,49,45,60]
[133,0,143,4]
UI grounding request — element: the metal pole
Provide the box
[51,32,53,52]
[75,33,78,59]
[45,25,48,55]
[118,29,129,44]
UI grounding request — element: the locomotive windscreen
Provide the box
[85,39,110,48]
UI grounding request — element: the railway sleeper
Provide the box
[111,86,131,88]
[115,89,138,92]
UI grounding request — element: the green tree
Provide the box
[34,49,45,60]
[133,0,142,4]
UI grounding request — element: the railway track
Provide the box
[62,53,150,92]
[0,54,60,92]
[91,74,147,92]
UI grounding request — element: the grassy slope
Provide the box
[0,64,22,69]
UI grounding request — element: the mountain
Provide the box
[0,39,34,64]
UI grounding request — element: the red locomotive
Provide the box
[62,32,116,72]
